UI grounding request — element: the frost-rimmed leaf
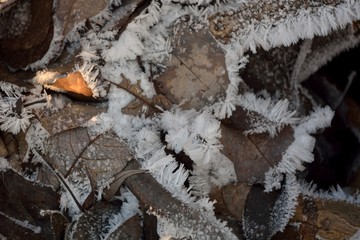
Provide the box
[65,188,139,240]
[107,75,172,116]
[47,127,132,183]
[221,124,294,184]
[155,20,229,110]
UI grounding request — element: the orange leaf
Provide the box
[52,71,93,97]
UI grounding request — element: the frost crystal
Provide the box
[0,81,27,98]
[238,92,297,137]
[0,97,32,134]
[265,106,334,192]
[269,174,300,235]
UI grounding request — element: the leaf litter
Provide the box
[1,0,360,239]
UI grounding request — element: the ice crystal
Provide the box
[0,97,32,134]
[0,81,27,98]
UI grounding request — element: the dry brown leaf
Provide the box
[0,169,62,240]
[46,127,132,184]
[123,160,242,239]
[0,0,54,68]
[243,184,281,240]
[221,183,251,221]
[56,0,107,36]
[155,20,229,110]
[65,202,136,240]
[221,124,294,184]
[103,169,147,201]
[110,76,172,116]
[0,135,8,157]
[51,71,93,97]
[108,214,142,240]
[274,196,360,240]
[36,100,106,135]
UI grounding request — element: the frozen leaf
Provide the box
[47,127,132,185]
[109,75,172,116]
[155,20,229,110]
[0,135,8,157]
[103,169,146,201]
[50,71,93,97]
[65,188,139,240]
[242,185,280,240]
[108,214,142,240]
[0,169,62,240]
[221,124,294,184]
[221,183,251,221]
[123,160,238,239]
[36,100,106,135]
[208,0,360,49]
[0,0,54,68]
[277,196,360,240]
[56,0,107,36]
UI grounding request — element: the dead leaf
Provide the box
[51,71,93,97]
[108,214,142,240]
[221,124,294,184]
[242,184,281,240]
[55,0,107,36]
[123,159,242,239]
[109,75,172,116]
[210,183,251,221]
[155,19,229,110]
[0,135,8,157]
[0,169,62,240]
[46,127,132,185]
[36,100,106,135]
[0,0,54,69]
[275,196,360,240]
[103,169,147,201]
[65,201,139,239]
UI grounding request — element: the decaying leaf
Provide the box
[103,169,146,201]
[65,200,140,240]
[221,124,294,184]
[107,214,142,240]
[210,183,252,221]
[55,0,107,37]
[0,135,8,157]
[110,75,172,116]
[123,160,240,239]
[243,185,281,240]
[0,169,63,240]
[47,127,132,184]
[0,0,54,68]
[36,100,106,135]
[155,20,229,110]
[274,196,360,240]
[50,71,93,97]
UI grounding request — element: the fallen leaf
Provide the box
[36,100,106,135]
[51,71,93,97]
[221,183,251,221]
[65,201,138,239]
[108,214,142,240]
[123,160,241,239]
[0,169,61,240]
[221,124,294,184]
[103,169,147,201]
[0,0,54,68]
[46,127,132,185]
[155,19,229,110]
[109,75,172,116]
[0,135,8,157]
[242,184,281,240]
[56,0,107,36]
[276,196,360,240]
